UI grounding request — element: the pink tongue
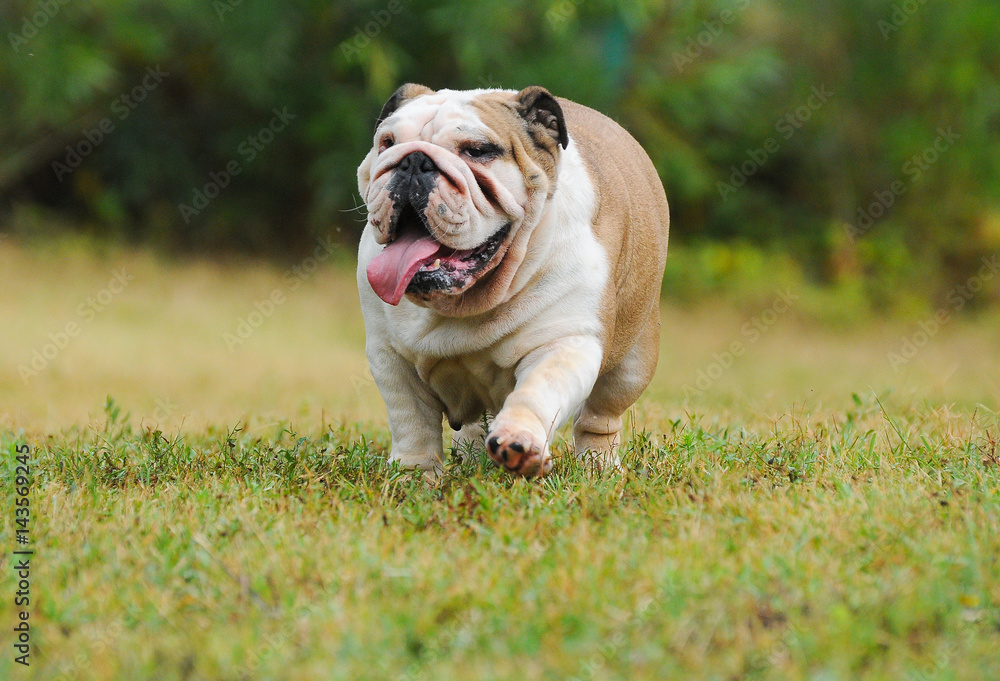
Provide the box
[366,230,445,305]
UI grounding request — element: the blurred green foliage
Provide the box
[1,0,999,309]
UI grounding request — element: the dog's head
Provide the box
[358,84,568,314]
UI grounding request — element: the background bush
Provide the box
[2,0,999,310]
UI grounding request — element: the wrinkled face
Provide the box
[358,86,567,308]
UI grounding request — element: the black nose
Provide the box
[398,150,437,175]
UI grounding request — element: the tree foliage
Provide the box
[2,0,998,304]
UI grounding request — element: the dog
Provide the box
[356,84,669,477]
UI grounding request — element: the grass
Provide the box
[1,239,999,680]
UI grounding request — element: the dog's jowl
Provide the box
[357,84,669,477]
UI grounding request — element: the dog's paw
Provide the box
[486,427,552,477]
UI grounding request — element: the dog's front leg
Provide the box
[368,344,445,475]
[486,336,602,477]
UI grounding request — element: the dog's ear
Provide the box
[516,86,568,149]
[376,83,435,131]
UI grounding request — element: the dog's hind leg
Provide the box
[451,418,488,459]
[574,306,661,469]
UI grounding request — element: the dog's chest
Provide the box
[415,352,516,426]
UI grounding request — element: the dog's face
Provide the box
[358,85,568,313]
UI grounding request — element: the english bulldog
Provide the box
[357,84,669,477]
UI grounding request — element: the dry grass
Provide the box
[3,239,998,433]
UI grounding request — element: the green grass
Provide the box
[1,240,999,680]
[2,397,999,680]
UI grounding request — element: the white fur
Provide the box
[357,91,608,473]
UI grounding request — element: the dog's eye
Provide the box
[378,136,394,153]
[462,143,502,160]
